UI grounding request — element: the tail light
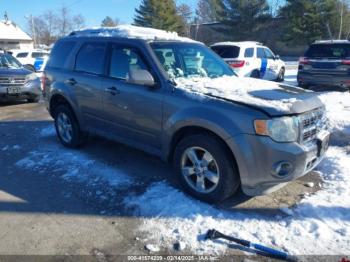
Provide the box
[342,59,350,65]
[228,60,245,68]
[299,57,310,65]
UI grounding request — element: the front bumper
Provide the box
[298,70,350,89]
[0,78,41,101]
[226,133,328,196]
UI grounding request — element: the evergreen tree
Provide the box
[279,0,349,44]
[195,0,224,23]
[134,0,185,34]
[101,16,119,27]
[220,0,271,39]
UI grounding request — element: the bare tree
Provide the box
[73,14,85,30]
[101,16,119,27]
[177,3,193,36]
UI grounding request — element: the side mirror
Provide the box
[274,55,280,60]
[128,68,155,87]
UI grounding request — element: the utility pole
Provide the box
[31,15,36,48]
[25,14,36,48]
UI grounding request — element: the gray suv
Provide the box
[43,27,329,203]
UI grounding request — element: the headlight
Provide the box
[26,73,38,82]
[254,117,299,142]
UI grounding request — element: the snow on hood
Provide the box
[174,76,322,115]
[70,24,197,43]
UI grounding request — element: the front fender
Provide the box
[162,107,245,159]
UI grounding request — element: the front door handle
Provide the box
[105,86,120,95]
[66,78,77,86]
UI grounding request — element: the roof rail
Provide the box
[314,39,350,44]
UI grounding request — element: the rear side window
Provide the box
[257,48,266,58]
[48,41,76,69]
[211,45,240,58]
[32,52,48,58]
[75,42,106,75]
[305,44,350,59]
[16,52,28,58]
[244,48,254,58]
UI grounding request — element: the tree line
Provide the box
[134,0,350,45]
[28,0,350,47]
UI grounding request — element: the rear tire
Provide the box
[173,134,240,203]
[250,70,260,79]
[53,104,87,148]
[298,81,309,89]
[276,67,285,82]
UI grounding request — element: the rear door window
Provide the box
[211,45,240,58]
[109,45,150,80]
[244,48,254,58]
[305,44,350,59]
[48,41,76,69]
[75,42,107,75]
[257,48,266,59]
[32,52,48,58]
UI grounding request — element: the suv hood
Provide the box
[0,68,32,76]
[175,76,323,116]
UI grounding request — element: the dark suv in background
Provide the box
[298,40,350,90]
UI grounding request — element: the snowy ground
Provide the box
[4,68,350,257]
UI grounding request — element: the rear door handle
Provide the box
[105,86,120,95]
[66,78,77,86]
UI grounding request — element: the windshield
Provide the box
[150,42,235,79]
[0,53,22,69]
[305,44,350,59]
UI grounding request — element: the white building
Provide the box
[0,19,33,50]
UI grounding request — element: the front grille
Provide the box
[300,108,327,144]
[0,76,26,87]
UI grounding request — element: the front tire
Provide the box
[53,104,87,148]
[173,134,240,203]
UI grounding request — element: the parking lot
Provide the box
[1,67,349,259]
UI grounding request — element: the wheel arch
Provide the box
[49,93,85,129]
[166,125,240,176]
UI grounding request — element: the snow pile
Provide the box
[16,144,131,189]
[124,146,350,255]
[175,76,301,112]
[71,25,196,42]
[318,92,350,143]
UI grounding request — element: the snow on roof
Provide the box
[0,20,32,41]
[174,76,301,112]
[70,24,197,43]
[211,41,263,47]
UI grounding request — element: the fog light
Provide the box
[272,161,293,178]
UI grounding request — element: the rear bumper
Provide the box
[226,134,327,196]
[0,78,41,101]
[298,70,350,89]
